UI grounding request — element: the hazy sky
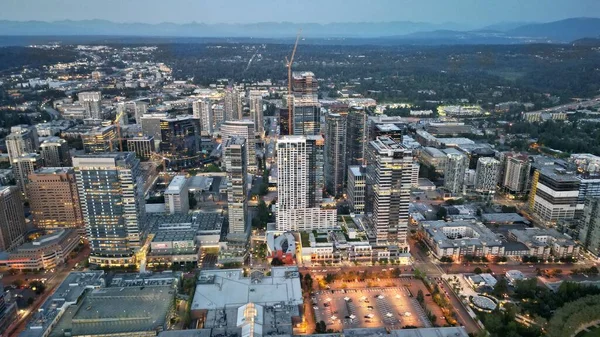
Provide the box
[2,0,599,25]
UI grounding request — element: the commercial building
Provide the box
[118,101,148,124]
[422,220,504,259]
[77,91,102,119]
[324,111,347,197]
[140,112,168,146]
[508,228,579,259]
[528,166,583,223]
[365,136,413,249]
[501,153,531,195]
[0,282,17,336]
[419,147,448,173]
[12,153,43,198]
[127,136,155,160]
[347,166,366,214]
[2,229,79,270]
[40,136,71,167]
[73,153,146,267]
[191,267,302,336]
[193,98,214,136]
[291,71,320,136]
[5,125,40,162]
[444,152,467,195]
[249,92,264,135]
[0,186,26,251]
[28,167,84,230]
[220,120,257,172]
[164,175,190,215]
[81,125,117,153]
[474,157,500,193]
[276,136,335,231]
[223,137,248,235]
[148,227,197,266]
[346,107,368,166]
[159,116,201,169]
[578,197,600,258]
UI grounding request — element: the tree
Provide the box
[188,192,197,209]
[474,267,483,274]
[324,273,336,284]
[436,207,448,220]
[416,289,424,304]
[493,278,509,298]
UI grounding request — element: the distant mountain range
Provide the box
[0,17,599,44]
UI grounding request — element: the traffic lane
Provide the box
[438,279,480,334]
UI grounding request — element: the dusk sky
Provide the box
[2,0,600,26]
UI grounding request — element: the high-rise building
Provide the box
[528,166,583,223]
[193,99,214,136]
[212,103,225,130]
[474,157,500,193]
[220,120,257,172]
[140,112,168,148]
[276,136,335,231]
[444,153,467,195]
[502,153,531,194]
[224,87,243,121]
[127,136,155,160]
[346,107,368,166]
[347,165,366,214]
[78,91,102,119]
[324,112,347,197]
[365,136,413,249]
[0,186,26,251]
[223,137,248,235]
[0,281,17,335]
[164,175,190,215]
[40,136,71,167]
[579,197,600,258]
[5,125,39,162]
[12,153,42,198]
[73,153,146,267]
[249,93,264,136]
[82,125,117,153]
[291,71,320,136]
[28,167,83,231]
[159,116,201,169]
[133,102,148,124]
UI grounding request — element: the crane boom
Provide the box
[287,29,301,135]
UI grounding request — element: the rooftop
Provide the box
[191,266,302,310]
[481,213,529,224]
[33,167,73,175]
[422,220,502,249]
[390,327,469,337]
[165,175,189,193]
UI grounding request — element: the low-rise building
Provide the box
[508,228,579,259]
[422,220,504,259]
[1,229,79,270]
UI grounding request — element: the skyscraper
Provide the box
[502,153,531,195]
[127,136,155,160]
[28,167,84,231]
[444,153,467,195]
[276,136,335,231]
[249,92,264,136]
[579,197,600,258]
[346,107,368,166]
[77,91,102,119]
[73,153,146,267]
[40,136,71,167]
[224,87,242,121]
[159,116,201,169]
[347,165,366,214]
[223,137,248,235]
[193,98,214,136]
[291,71,320,136]
[365,136,413,249]
[220,120,257,172]
[474,157,500,193]
[528,166,582,223]
[324,111,347,197]
[5,125,39,162]
[0,186,26,251]
[12,153,42,198]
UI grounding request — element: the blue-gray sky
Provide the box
[2,0,599,25]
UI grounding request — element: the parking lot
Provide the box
[312,286,432,331]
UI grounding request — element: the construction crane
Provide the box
[285,29,301,135]
[109,107,126,152]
